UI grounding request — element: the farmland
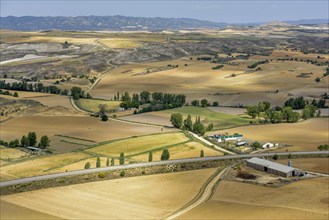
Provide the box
[0,115,170,152]
[179,178,329,219]
[277,158,329,174]
[76,98,121,112]
[1,168,217,219]
[121,106,253,129]
[212,118,329,152]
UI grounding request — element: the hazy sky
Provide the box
[1,0,328,23]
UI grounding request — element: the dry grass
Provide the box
[99,38,142,48]
[130,141,223,162]
[0,152,89,181]
[212,118,329,152]
[180,178,329,219]
[86,132,188,157]
[77,98,121,112]
[1,115,169,152]
[1,168,216,219]
[0,146,29,161]
[277,158,329,174]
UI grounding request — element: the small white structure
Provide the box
[262,142,274,149]
[236,141,247,146]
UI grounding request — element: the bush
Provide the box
[272,154,278,160]
[237,171,256,180]
[318,144,329,151]
[120,171,125,177]
[84,162,91,169]
[101,114,108,121]
[98,172,106,178]
[161,149,170,161]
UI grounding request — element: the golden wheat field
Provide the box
[180,177,329,219]
[1,168,216,219]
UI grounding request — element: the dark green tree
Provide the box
[170,113,183,128]
[96,157,101,168]
[183,114,193,131]
[200,149,204,157]
[84,162,91,169]
[201,99,209,107]
[13,92,18,97]
[106,158,110,166]
[213,101,219,107]
[111,158,115,166]
[148,151,153,162]
[21,135,29,147]
[39,135,50,148]
[71,86,83,100]
[119,152,125,165]
[28,132,37,146]
[161,149,170,161]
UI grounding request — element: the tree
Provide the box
[170,113,183,128]
[111,158,115,166]
[106,158,110,166]
[213,101,219,107]
[119,152,125,165]
[193,116,206,136]
[246,105,258,118]
[183,114,193,131]
[84,162,91,169]
[272,154,278,160]
[318,144,329,151]
[316,109,321,117]
[28,132,37,146]
[140,91,150,103]
[148,151,153,162]
[161,149,170,161]
[13,92,18,97]
[251,141,261,150]
[200,149,204,157]
[207,123,214,131]
[191,100,200,106]
[315,77,321,83]
[96,157,101,168]
[71,86,82,100]
[39,135,50,148]
[101,114,108,121]
[121,92,131,102]
[98,104,108,115]
[302,105,316,119]
[201,99,209,107]
[21,135,29,147]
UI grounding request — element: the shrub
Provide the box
[84,162,91,169]
[318,144,329,151]
[237,171,256,180]
[120,171,125,177]
[101,114,108,121]
[98,172,106,178]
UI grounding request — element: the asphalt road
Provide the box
[1,151,327,188]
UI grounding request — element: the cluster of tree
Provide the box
[0,132,50,149]
[247,60,269,69]
[318,144,329,151]
[0,89,18,97]
[191,99,218,107]
[84,157,115,169]
[321,93,329,99]
[117,91,186,112]
[212,65,224,70]
[0,81,91,100]
[170,113,212,135]
[197,56,212,61]
[284,96,327,109]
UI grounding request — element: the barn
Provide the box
[246,157,300,177]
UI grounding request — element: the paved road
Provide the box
[189,132,235,155]
[1,151,327,188]
[166,166,231,220]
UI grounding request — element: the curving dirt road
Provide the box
[165,166,232,220]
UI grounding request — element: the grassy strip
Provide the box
[55,134,96,143]
[43,156,93,172]
[74,100,93,113]
[60,140,92,147]
[113,117,169,127]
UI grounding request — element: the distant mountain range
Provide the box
[0,15,327,31]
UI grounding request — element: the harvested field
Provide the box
[0,115,170,152]
[77,98,121,112]
[120,111,173,126]
[179,178,329,219]
[277,158,329,174]
[212,118,329,152]
[130,141,223,162]
[1,200,62,220]
[0,146,29,161]
[90,57,327,106]
[99,38,142,48]
[1,168,217,219]
[0,152,89,181]
[86,132,188,157]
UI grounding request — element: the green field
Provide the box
[77,98,121,112]
[164,106,254,130]
[86,132,189,157]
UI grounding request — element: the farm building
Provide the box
[246,157,301,177]
[209,133,243,142]
[262,142,274,149]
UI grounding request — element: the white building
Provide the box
[262,142,274,149]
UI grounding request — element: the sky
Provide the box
[1,0,328,23]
